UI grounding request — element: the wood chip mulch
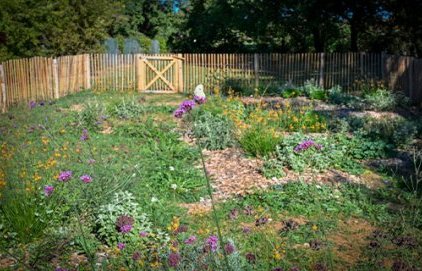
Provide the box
[203,148,288,200]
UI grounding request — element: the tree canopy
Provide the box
[0,0,421,60]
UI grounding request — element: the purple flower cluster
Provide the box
[57,171,72,182]
[184,235,197,245]
[205,235,219,252]
[44,185,54,196]
[115,215,134,234]
[80,174,92,183]
[174,100,195,118]
[193,95,206,104]
[80,129,89,141]
[117,242,126,250]
[224,242,235,255]
[293,139,323,153]
[168,252,181,267]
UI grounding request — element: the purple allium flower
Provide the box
[80,174,92,183]
[116,215,134,234]
[139,231,148,237]
[194,95,206,104]
[242,227,251,234]
[179,100,195,112]
[57,171,72,182]
[132,251,141,261]
[44,185,54,196]
[205,235,219,252]
[173,108,185,118]
[168,252,181,267]
[293,139,323,153]
[224,242,235,255]
[184,235,197,245]
[39,101,45,106]
[55,268,68,271]
[80,129,89,141]
[29,101,37,109]
[245,252,256,264]
[117,242,125,250]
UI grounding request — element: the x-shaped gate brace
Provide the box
[141,56,178,92]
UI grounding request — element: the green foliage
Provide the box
[96,191,169,246]
[261,158,286,179]
[78,101,107,131]
[239,126,281,157]
[109,98,145,119]
[363,88,397,111]
[281,88,303,98]
[303,79,327,100]
[348,115,417,148]
[192,110,237,150]
[274,132,387,174]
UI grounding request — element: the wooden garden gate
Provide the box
[137,54,183,93]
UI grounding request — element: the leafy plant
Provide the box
[109,98,146,119]
[78,101,107,131]
[363,88,397,111]
[95,191,169,246]
[303,79,327,100]
[239,126,281,157]
[192,110,237,150]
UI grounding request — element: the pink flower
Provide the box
[44,185,54,196]
[139,231,149,237]
[117,242,125,250]
[80,174,92,183]
[57,171,72,182]
[184,235,197,245]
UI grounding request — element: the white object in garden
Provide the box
[194,84,206,98]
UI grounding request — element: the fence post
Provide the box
[319,53,325,88]
[84,54,91,89]
[254,53,259,89]
[52,58,59,99]
[177,54,184,93]
[409,57,414,101]
[136,54,144,92]
[0,64,6,112]
[381,51,386,81]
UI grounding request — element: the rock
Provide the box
[194,84,206,98]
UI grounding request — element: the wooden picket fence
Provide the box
[0,52,421,112]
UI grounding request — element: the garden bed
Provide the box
[0,89,421,270]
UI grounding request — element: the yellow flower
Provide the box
[41,136,49,145]
[33,172,42,182]
[312,224,318,231]
[168,216,180,232]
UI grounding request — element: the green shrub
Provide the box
[328,85,365,109]
[261,158,286,179]
[303,79,327,100]
[95,191,169,246]
[363,88,397,111]
[274,132,387,174]
[78,101,106,130]
[239,126,281,157]
[192,111,237,150]
[109,98,146,119]
[281,88,303,98]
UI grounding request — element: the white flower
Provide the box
[169,166,175,171]
[151,197,158,203]
[199,197,205,203]
[132,173,136,177]
[171,184,178,190]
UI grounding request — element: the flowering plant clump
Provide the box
[115,215,134,233]
[205,235,219,252]
[194,95,206,104]
[57,171,72,182]
[293,139,323,153]
[174,95,207,118]
[80,174,92,183]
[44,185,54,196]
[80,129,89,141]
